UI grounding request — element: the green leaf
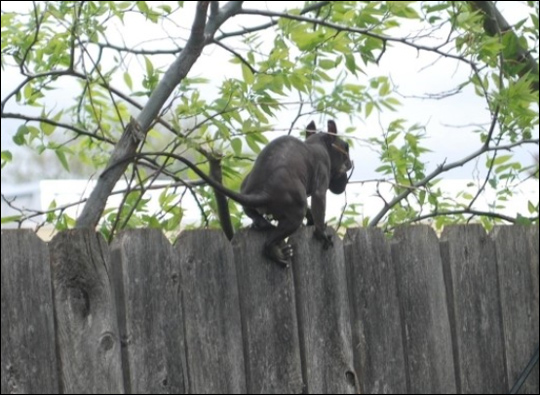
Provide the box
[495,164,511,174]
[13,125,29,146]
[379,81,391,96]
[319,59,335,70]
[419,190,426,205]
[41,120,56,136]
[386,132,400,144]
[158,189,175,207]
[424,3,450,13]
[1,150,12,162]
[528,201,537,214]
[290,29,320,51]
[124,72,133,90]
[137,1,150,14]
[246,135,262,154]
[375,165,392,174]
[55,149,70,172]
[366,101,375,117]
[241,63,254,85]
[345,54,357,75]
[289,73,307,92]
[231,138,242,156]
[493,155,513,165]
[515,215,532,225]
[23,83,32,100]
[1,216,21,224]
[159,4,172,13]
[144,56,154,76]
[385,97,401,107]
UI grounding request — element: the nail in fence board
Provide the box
[391,226,457,394]
[111,229,187,394]
[492,226,539,394]
[441,225,507,393]
[291,227,357,394]
[233,229,303,394]
[1,230,59,394]
[345,228,407,394]
[49,230,124,394]
[176,230,246,394]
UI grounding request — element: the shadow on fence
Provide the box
[1,225,538,394]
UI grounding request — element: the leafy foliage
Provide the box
[1,1,538,236]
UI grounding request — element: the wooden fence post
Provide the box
[345,228,407,394]
[49,230,124,394]
[175,230,246,394]
[233,229,303,394]
[492,226,539,393]
[1,230,59,394]
[111,229,187,394]
[441,225,507,393]
[291,227,356,394]
[391,226,457,393]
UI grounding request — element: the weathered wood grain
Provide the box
[233,229,303,394]
[175,229,246,394]
[291,227,357,394]
[492,226,539,394]
[1,225,537,394]
[441,225,507,393]
[391,226,456,394]
[111,229,187,394]
[345,228,407,394]
[49,230,123,394]
[1,230,59,394]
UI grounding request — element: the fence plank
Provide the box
[345,228,407,394]
[233,229,303,394]
[492,226,539,394]
[111,230,187,394]
[49,230,123,394]
[391,226,457,394]
[175,230,246,394]
[291,227,357,394]
[441,225,507,393]
[1,230,59,394]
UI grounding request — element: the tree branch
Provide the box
[215,2,330,41]
[212,40,259,74]
[1,113,115,144]
[75,2,249,229]
[403,209,537,226]
[470,1,539,92]
[1,70,75,115]
[238,8,477,67]
[369,138,539,227]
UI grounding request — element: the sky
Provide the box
[1,1,538,184]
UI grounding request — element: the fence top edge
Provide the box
[2,225,537,245]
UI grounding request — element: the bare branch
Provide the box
[402,209,537,226]
[19,2,45,73]
[1,70,75,115]
[369,138,539,227]
[1,112,115,144]
[212,40,259,74]
[215,2,330,41]
[93,41,182,56]
[468,105,501,210]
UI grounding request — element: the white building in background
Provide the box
[1,179,538,238]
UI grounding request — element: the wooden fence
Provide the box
[1,225,538,394]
